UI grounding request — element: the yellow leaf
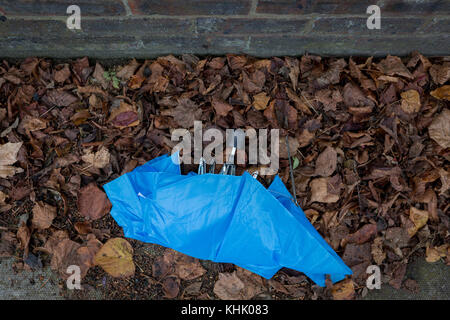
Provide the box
[430,85,450,101]
[94,238,135,278]
[425,244,448,263]
[408,207,428,237]
[253,92,270,111]
[400,90,421,113]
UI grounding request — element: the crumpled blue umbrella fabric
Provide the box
[103,153,352,287]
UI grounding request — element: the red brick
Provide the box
[128,0,251,16]
[256,0,450,15]
[196,17,309,34]
[0,0,126,16]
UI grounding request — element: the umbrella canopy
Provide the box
[104,153,352,286]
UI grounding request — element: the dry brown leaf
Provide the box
[314,146,337,177]
[235,267,266,299]
[437,168,450,195]
[371,237,386,265]
[77,236,102,277]
[108,101,139,129]
[32,201,57,230]
[94,238,135,278]
[42,89,78,107]
[253,92,270,111]
[429,63,450,85]
[408,207,429,237]
[163,249,206,281]
[310,177,340,203]
[279,136,299,159]
[20,115,47,132]
[0,142,24,178]
[50,238,80,277]
[162,275,180,299]
[346,224,377,244]
[331,279,355,300]
[162,98,201,128]
[17,220,30,257]
[0,191,6,205]
[74,221,92,235]
[430,85,450,101]
[54,64,71,83]
[213,271,245,300]
[425,244,448,263]
[428,109,450,149]
[377,55,413,79]
[93,63,109,89]
[128,74,145,89]
[0,231,17,257]
[81,146,110,169]
[116,59,139,80]
[212,97,233,117]
[77,183,111,220]
[400,90,421,113]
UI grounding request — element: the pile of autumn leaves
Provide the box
[0,52,449,300]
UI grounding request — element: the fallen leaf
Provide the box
[213,272,245,300]
[212,97,233,117]
[279,136,299,159]
[346,224,377,244]
[0,231,17,257]
[437,168,450,195]
[93,63,109,89]
[425,244,448,263]
[32,201,57,230]
[342,243,372,267]
[400,90,421,113]
[314,146,337,177]
[77,235,102,277]
[377,55,413,79]
[17,219,30,257]
[253,92,270,111]
[162,275,180,298]
[331,279,355,300]
[310,177,340,203]
[0,142,24,178]
[94,238,135,278]
[116,59,139,80]
[42,90,78,107]
[20,115,47,132]
[371,237,386,265]
[77,183,111,220]
[162,98,202,128]
[50,238,81,278]
[429,63,450,85]
[430,85,450,101]
[408,207,429,237]
[0,191,6,205]
[74,221,92,235]
[108,101,139,129]
[235,267,266,299]
[54,64,71,83]
[428,109,450,148]
[81,146,110,169]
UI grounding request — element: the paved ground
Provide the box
[0,257,63,300]
[364,258,449,300]
[1,256,448,300]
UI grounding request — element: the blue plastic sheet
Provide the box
[104,153,352,286]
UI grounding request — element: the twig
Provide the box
[300,92,319,116]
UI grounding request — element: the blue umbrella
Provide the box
[103,153,352,286]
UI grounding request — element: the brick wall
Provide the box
[0,0,449,58]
